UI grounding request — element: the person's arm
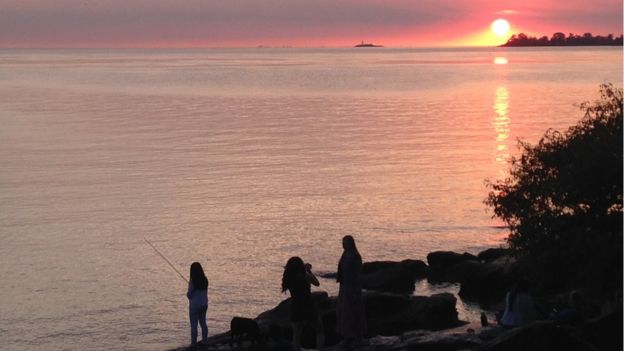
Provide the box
[305,263,320,287]
[186,280,193,299]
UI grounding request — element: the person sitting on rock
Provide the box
[501,278,539,328]
[549,291,587,325]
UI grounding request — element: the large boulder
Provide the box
[226,291,462,348]
[458,255,520,303]
[320,259,429,294]
[444,259,484,284]
[427,251,480,282]
[582,311,623,351]
[477,248,511,263]
[477,321,599,351]
[254,291,340,348]
[365,292,462,336]
[427,251,478,271]
[362,259,428,293]
[396,325,484,351]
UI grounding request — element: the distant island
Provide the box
[355,41,384,47]
[501,32,623,47]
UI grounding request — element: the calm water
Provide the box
[0,47,621,350]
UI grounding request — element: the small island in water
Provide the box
[501,32,623,47]
[355,40,384,47]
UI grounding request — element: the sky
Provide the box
[1,0,622,48]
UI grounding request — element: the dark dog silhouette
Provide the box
[230,317,261,347]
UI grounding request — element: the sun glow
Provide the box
[494,57,508,65]
[491,19,510,37]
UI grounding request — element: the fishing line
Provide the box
[144,238,188,283]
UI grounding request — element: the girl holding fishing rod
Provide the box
[187,262,209,349]
[144,240,209,349]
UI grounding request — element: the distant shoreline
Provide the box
[501,32,623,47]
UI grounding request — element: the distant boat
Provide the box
[355,41,383,47]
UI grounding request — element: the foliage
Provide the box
[502,32,623,47]
[486,84,623,290]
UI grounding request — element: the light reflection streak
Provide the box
[494,56,508,65]
[493,86,510,176]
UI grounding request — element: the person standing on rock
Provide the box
[281,256,325,351]
[187,262,209,349]
[336,235,366,348]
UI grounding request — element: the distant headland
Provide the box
[355,41,384,47]
[501,32,623,47]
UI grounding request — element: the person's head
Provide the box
[282,256,305,292]
[342,235,356,251]
[190,262,208,290]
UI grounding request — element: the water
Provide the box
[0,47,621,350]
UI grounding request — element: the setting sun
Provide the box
[491,19,510,37]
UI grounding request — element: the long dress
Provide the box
[336,251,366,339]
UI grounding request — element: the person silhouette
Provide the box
[187,262,209,349]
[336,235,366,348]
[281,256,325,351]
[500,278,539,328]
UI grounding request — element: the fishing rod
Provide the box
[144,238,188,283]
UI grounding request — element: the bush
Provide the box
[486,84,622,292]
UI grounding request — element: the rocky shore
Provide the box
[170,247,622,351]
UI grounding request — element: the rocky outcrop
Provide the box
[458,255,521,303]
[427,251,479,272]
[581,311,623,351]
[361,259,428,293]
[427,251,479,282]
[321,259,429,294]
[205,290,462,349]
[365,292,462,335]
[477,248,511,263]
[476,321,599,351]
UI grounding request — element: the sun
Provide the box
[491,19,510,37]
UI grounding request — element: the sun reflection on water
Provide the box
[493,86,510,176]
[494,56,508,65]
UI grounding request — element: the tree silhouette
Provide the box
[502,32,623,47]
[486,84,623,292]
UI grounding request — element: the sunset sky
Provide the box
[1,0,622,48]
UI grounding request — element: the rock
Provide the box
[254,291,340,348]
[368,335,401,348]
[368,323,486,351]
[581,311,623,351]
[476,321,599,351]
[444,260,484,283]
[477,248,511,263]
[321,259,429,294]
[427,251,478,271]
[400,330,483,351]
[362,260,428,293]
[210,290,462,349]
[320,271,338,279]
[427,251,480,283]
[365,292,463,336]
[458,255,520,303]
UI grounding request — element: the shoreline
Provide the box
[171,246,622,351]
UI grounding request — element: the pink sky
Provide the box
[1,0,622,48]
